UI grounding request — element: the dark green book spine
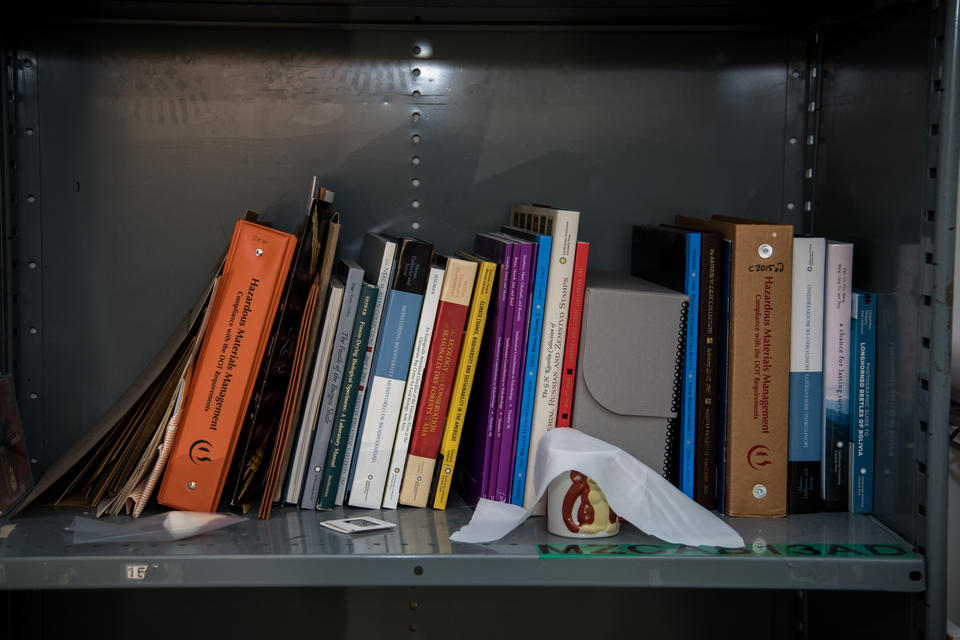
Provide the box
[317,282,378,510]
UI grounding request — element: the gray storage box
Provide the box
[571,270,688,476]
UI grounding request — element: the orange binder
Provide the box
[158,219,296,512]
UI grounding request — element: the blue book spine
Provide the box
[511,234,551,506]
[849,291,876,514]
[788,237,825,513]
[680,233,701,498]
[347,288,424,508]
[716,239,732,509]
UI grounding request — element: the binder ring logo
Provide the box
[189,439,214,464]
[758,244,774,259]
[747,444,772,470]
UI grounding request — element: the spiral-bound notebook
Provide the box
[571,271,688,483]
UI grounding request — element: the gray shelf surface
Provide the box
[0,497,924,591]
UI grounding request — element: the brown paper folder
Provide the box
[675,216,792,517]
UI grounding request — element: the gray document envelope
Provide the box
[572,271,687,477]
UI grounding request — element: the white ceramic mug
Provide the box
[546,470,620,538]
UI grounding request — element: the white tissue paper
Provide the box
[72,511,243,544]
[450,428,745,548]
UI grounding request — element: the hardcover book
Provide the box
[822,240,853,511]
[159,219,296,512]
[337,233,397,505]
[499,225,552,507]
[674,215,793,518]
[631,224,701,498]
[300,260,365,509]
[556,241,590,429]
[317,281,378,510]
[399,256,477,507]
[788,237,826,514]
[848,290,876,514]
[383,257,446,509]
[429,252,497,510]
[348,237,434,508]
[510,204,580,511]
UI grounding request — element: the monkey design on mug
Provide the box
[561,471,618,535]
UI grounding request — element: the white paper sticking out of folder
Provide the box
[449,428,745,548]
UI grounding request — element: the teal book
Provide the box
[848,291,876,514]
[317,281,378,510]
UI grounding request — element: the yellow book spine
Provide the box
[430,256,497,509]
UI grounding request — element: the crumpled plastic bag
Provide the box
[71,511,242,544]
[450,428,745,548]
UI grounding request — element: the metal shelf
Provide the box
[0,497,924,591]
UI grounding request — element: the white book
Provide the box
[382,260,445,508]
[300,260,365,509]
[510,204,579,510]
[283,277,344,504]
[336,234,398,505]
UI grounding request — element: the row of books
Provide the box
[18,180,876,521]
[630,220,876,517]
[19,184,592,519]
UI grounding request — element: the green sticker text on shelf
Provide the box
[536,543,915,558]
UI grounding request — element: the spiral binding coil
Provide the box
[663,299,688,484]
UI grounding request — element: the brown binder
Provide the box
[675,215,792,517]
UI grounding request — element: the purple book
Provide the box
[494,236,534,501]
[487,237,520,501]
[473,234,514,499]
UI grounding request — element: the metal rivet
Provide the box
[412,112,421,122]
[788,137,798,145]
[25,128,33,136]
[411,156,421,166]
[791,69,801,78]
[758,244,774,259]
[786,202,796,211]
[752,484,767,499]
[28,327,37,335]
[26,194,35,203]
[188,481,197,490]
[836,440,844,448]
[27,261,37,269]
[411,134,421,144]
[412,46,422,56]
[255,248,263,257]
[752,538,767,553]
[411,178,421,187]
[412,68,421,77]
[411,200,421,209]
[412,90,421,98]
[29,457,38,464]
[412,221,421,230]
[413,566,424,575]
[315,466,322,473]
[29,392,38,400]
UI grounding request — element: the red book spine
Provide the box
[555,242,589,429]
[408,301,469,458]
